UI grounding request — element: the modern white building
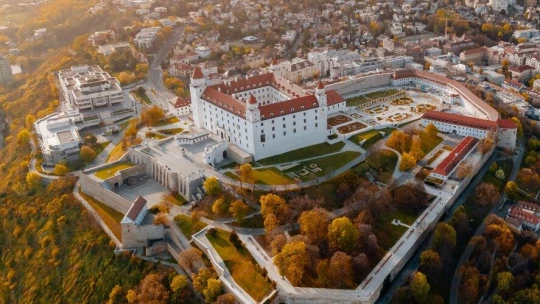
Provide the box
[35,114,82,165]
[189,67,345,163]
[58,65,124,111]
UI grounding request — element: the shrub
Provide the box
[207,228,218,238]
[229,231,242,248]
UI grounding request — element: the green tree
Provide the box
[433,223,456,253]
[80,145,97,163]
[497,271,514,298]
[419,250,442,283]
[327,217,360,253]
[203,176,221,196]
[411,272,430,303]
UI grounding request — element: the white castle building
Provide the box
[189,67,346,163]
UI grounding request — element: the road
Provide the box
[377,148,502,304]
[145,26,185,108]
[448,138,525,304]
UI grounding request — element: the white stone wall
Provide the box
[420,118,489,139]
[79,173,132,214]
[121,223,165,248]
[326,73,392,96]
[497,127,517,150]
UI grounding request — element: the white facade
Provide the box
[58,65,124,111]
[134,27,160,48]
[190,71,344,162]
[35,114,82,165]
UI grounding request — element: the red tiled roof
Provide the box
[326,90,345,106]
[497,118,517,129]
[423,111,497,130]
[461,46,487,55]
[174,97,190,108]
[248,94,257,104]
[259,95,318,120]
[392,70,499,120]
[192,66,204,79]
[517,201,540,212]
[432,136,478,176]
[317,80,325,89]
[209,73,276,95]
[509,65,535,73]
[126,196,147,222]
[201,87,246,118]
[509,208,540,225]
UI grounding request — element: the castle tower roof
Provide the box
[191,66,204,79]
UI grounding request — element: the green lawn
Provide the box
[346,89,401,107]
[174,214,207,236]
[284,151,361,181]
[119,120,131,130]
[131,89,152,105]
[79,188,124,240]
[220,162,239,170]
[257,142,345,166]
[206,229,273,301]
[91,141,110,155]
[418,132,443,155]
[225,167,294,185]
[94,162,135,180]
[159,128,184,135]
[354,149,398,184]
[373,209,422,250]
[230,214,264,229]
[153,117,180,127]
[349,128,396,149]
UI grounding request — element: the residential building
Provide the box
[58,65,124,111]
[459,46,487,65]
[134,27,160,49]
[508,65,535,82]
[0,54,13,85]
[169,97,191,116]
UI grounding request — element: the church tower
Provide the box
[315,80,327,107]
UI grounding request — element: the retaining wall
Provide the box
[326,73,392,96]
[79,173,132,214]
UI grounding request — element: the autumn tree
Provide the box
[203,176,222,196]
[274,241,309,285]
[399,152,416,171]
[478,132,496,154]
[459,266,480,304]
[203,278,223,302]
[504,181,519,200]
[229,200,249,223]
[475,183,499,206]
[80,145,97,163]
[433,223,457,256]
[212,197,228,214]
[107,285,126,304]
[327,217,360,253]
[298,208,330,245]
[327,251,355,288]
[193,268,217,293]
[136,273,170,304]
[425,123,438,139]
[179,248,204,273]
[53,164,68,176]
[411,272,430,303]
[140,105,166,126]
[409,134,425,160]
[26,172,42,189]
[17,129,32,148]
[270,234,287,256]
[497,271,514,298]
[392,181,429,213]
[260,193,290,224]
[216,294,237,304]
[170,275,188,293]
[386,130,411,154]
[419,250,442,284]
[510,117,523,137]
[237,163,255,189]
[456,161,473,179]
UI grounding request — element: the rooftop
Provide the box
[432,136,478,177]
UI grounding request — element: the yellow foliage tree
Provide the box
[26,172,42,189]
[53,164,68,176]
[399,152,416,171]
[274,241,309,285]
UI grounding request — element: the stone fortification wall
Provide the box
[326,73,392,96]
[79,173,132,214]
[122,223,165,248]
